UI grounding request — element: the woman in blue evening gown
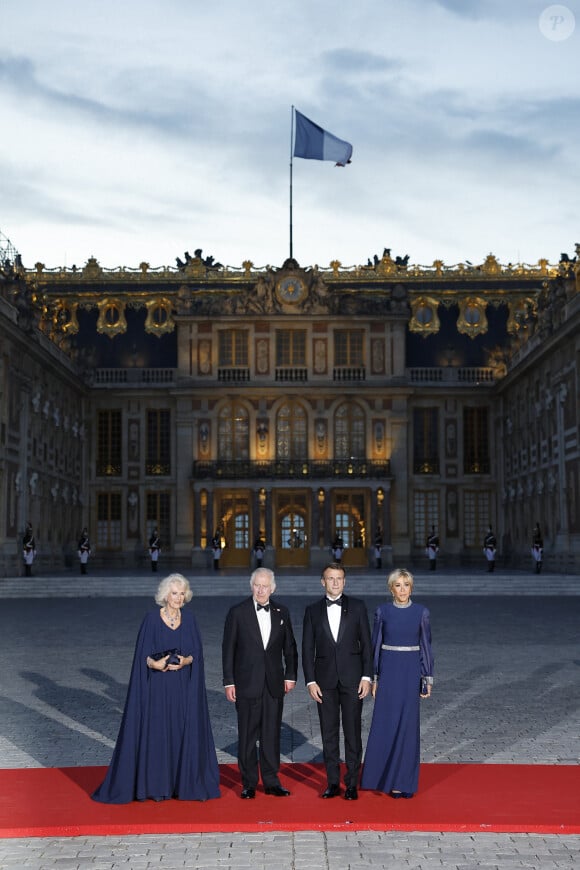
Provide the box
[92,573,220,804]
[361,568,433,798]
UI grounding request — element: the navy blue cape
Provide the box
[92,607,221,803]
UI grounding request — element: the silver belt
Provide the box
[381,644,420,651]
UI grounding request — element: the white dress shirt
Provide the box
[255,601,271,648]
[326,596,342,641]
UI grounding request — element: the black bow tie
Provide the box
[256,603,270,612]
[326,597,342,607]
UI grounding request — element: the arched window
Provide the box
[218,403,249,460]
[276,401,307,460]
[334,402,365,459]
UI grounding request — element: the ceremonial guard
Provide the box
[22,522,36,577]
[78,527,91,574]
[148,528,161,572]
[425,526,439,571]
[531,523,543,574]
[373,527,383,570]
[253,535,266,568]
[331,534,344,564]
[482,525,497,572]
[211,532,223,571]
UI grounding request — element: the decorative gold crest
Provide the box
[506,297,537,334]
[145,298,174,336]
[409,296,440,335]
[52,300,79,335]
[97,298,127,337]
[457,297,488,338]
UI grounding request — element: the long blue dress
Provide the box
[361,601,433,796]
[92,608,221,803]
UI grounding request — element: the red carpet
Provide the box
[1,763,578,837]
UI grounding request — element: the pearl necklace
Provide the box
[164,607,181,627]
[393,599,412,608]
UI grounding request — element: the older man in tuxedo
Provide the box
[222,567,298,799]
[302,562,372,800]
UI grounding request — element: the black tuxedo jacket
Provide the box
[302,594,372,689]
[222,596,298,700]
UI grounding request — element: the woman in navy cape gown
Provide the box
[92,573,220,803]
[361,568,433,798]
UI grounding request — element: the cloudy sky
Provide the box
[0,0,578,271]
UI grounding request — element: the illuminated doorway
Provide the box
[275,491,309,567]
[332,490,368,567]
[215,490,251,568]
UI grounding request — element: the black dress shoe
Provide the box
[344,786,358,800]
[321,784,340,798]
[241,787,256,799]
[264,785,290,796]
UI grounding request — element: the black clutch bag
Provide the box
[151,649,181,665]
[420,677,429,695]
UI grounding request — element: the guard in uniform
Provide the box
[531,523,543,574]
[426,526,439,571]
[483,525,497,572]
[148,528,161,572]
[22,522,36,577]
[78,527,91,574]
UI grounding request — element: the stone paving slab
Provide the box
[0,832,579,870]
[0,578,579,869]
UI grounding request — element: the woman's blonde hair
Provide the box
[155,573,193,606]
[387,568,414,593]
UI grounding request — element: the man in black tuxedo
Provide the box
[222,567,298,799]
[302,562,372,800]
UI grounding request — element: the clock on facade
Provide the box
[275,275,307,305]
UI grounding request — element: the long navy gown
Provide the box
[92,607,221,803]
[361,601,433,796]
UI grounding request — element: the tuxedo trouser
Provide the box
[235,690,283,789]
[317,682,363,788]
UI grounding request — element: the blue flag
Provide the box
[293,109,353,167]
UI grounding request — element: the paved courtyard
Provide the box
[0,569,578,868]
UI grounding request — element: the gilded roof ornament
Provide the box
[145,298,174,336]
[409,296,440,336]
[97,298,127,337]
[457,297,488,338]
[82,257,103,280]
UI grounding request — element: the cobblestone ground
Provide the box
[0,586,578,869]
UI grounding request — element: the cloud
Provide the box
[463,127,560,162]
[322,49,402,75]
[0,55,209,141]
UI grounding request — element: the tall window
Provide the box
[276,330,306,366]
[334,402,365,459]
[147,491,170,546]
[464,407,489,473]
[146,409,171,475]
[97,410,122,476]
[463,491,491,546]
[413,491,439,546]
[97,492,121,548]
[220,494,251,549]
[276,401,307,460]
[413,408,439,473]
[334,491,366,548]
[218,329,248,367]
[218,403,249,460]
[334,330,364,366]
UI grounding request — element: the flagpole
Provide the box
[289,105,294,260]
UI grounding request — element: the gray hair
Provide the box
[249,566,276,593]
[155,573,193,606]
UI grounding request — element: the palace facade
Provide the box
[1,239,579,575]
